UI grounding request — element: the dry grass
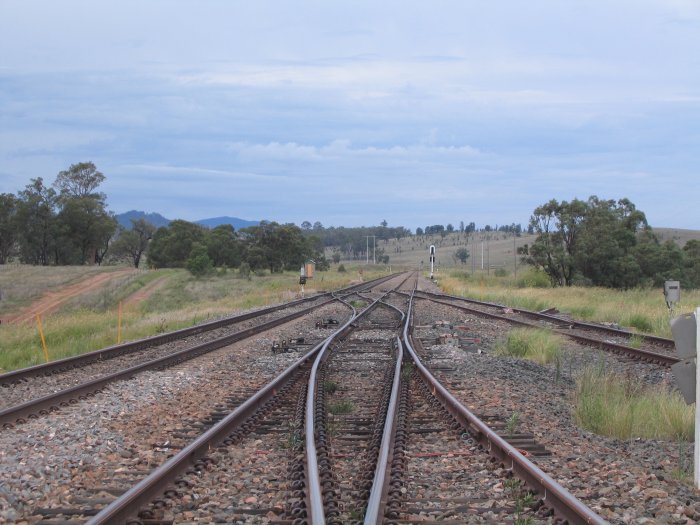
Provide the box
[574,367,694,441]
[0,264,125,315]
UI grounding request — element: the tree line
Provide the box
[519,196,700,288]
[2,165,697,288]
[146,220,329,276]
[0,163,116,265]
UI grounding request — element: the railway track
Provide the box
[3,273,696,524]
[0,275,400,427]
[415,290,678,367]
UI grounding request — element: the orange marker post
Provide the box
[117,301,123,344]
[36,314,49,363]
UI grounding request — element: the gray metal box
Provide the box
[665,280,681,305]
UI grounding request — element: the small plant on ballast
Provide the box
[505,411,520,435]
[328,400,354,415]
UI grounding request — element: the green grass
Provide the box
[0,264,388,372]
[328,400,354,415]
[574,367,694,441]
[495,328,563,365]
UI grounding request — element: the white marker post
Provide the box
[695,307,700,488]
[670,307,700,487]
[429,245,436,279]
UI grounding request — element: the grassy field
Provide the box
[329,227,700,272]
[0,264,128,316]
[0,264,387,372]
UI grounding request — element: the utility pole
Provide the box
[514,234,517,277]
[365,236,376,264]
[487,236,490,275]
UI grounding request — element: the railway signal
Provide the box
[669,309,699,488]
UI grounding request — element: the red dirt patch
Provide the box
[122,276,169,309]
[4,269,137,324]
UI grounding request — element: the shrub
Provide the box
[238,261,251,279]
[494,267,507,277]
[337,264,346,273]
[515,269,551,288]
[186,245,213,277]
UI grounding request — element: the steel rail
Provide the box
[0,273,397,386]
[416,289,674,347]
[84,317,356,525]
[418,294,678,367]
[304,294,361,525]
[0,298,340,427]
[363,335,403,525]
[402,291,609,525]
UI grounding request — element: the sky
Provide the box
[1,1,698,231]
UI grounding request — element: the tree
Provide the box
[55,197,117,264]
[380,219,388,228]
[301,221,312,231]
[16,178,57,265]
[0,193,18,263]
[205,224,241,267]
[459,221,465,233]
[112,218,156,268]
[415,227,424,236]
[54,162,106,200]
[187,243,214,277]
[454,247,469,264]
[148,220,207,268]
[446,223,454,233]
[332,252,341,264]
[683,240,700,288]
[52,162,116,264]
[522,196,655,288]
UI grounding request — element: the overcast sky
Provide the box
[1,1,698,230]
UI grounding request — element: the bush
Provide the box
[516,269,551,288]
[186,245,213,277]
[337,264,346,273]
[238,261,251,279]
[494,267,507,277]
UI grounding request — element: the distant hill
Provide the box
[195,216,259,230]
[115,211,259,231]
[116,210,170,229]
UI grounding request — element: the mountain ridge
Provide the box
[115,210,259,231]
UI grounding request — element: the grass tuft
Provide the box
[328,400,354,415]
[574,367,694,441]
[495,328,562,365]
